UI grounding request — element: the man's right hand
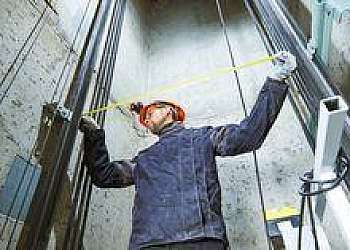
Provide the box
[79,116,100,133]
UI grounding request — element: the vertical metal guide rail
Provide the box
[244,0,350,248]
[0,0,126,249]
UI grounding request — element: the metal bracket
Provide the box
[34,103,72,160]
[56,104,73,122]
[42,102,73,122]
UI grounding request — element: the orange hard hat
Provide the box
[133,101,185,126]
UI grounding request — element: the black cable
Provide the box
[61,1,122,248]
[78,1,126,247]
[298,194,305,250]
[43,0,58,14]
[307,196,319,250]
[63,0,124,247]
[298,157,349,196]
[67,0,106,207]
[297,153,349,249]
[51,0,94,103]
[298,172,320,250]
[215,1,271,249]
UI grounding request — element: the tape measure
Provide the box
[84,54,275,116]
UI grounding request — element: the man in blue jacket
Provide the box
[80,51,296,250]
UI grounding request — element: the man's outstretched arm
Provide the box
[80,118,135,188]
[210,77,288,156]
[210,51,296,156]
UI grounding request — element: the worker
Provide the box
[79,51,297,250]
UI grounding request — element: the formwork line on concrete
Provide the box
[0,5,47,89]
[0,6,48,106]
[0,10,50,244]
[215,0,271,249]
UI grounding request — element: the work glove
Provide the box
[269,51,297,81]
[79,116,100,133]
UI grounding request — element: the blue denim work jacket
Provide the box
[84,77,288,250]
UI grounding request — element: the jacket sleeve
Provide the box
[210,77,289,156]
[83,129,136,188]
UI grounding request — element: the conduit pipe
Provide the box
[310,0,325,56]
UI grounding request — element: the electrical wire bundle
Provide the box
[297,151,350,250]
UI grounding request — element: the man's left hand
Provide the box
[269,51,297,81]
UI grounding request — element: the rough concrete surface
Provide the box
[1,0,349,249]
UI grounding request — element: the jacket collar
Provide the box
[158,122,185,137]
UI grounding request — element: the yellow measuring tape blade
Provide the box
[265,206,299,221]
[84,55,275,116]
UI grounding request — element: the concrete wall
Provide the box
[0,0,97,248]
